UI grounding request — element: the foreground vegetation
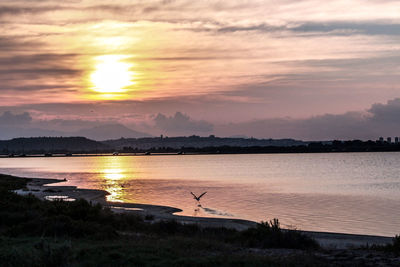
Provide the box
[0,174,399,266]
[0,174,322,266]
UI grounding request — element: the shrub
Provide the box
[240,218,319,249]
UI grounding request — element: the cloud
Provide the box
[212,20,400,37]
[217,23,281,33]
[0,53,81,80]
[0,5,62,18]
[290,22,400,36]
[368,99,400,124]
[0,68,80,77]
[0,53,82,95]
[0,111,32,125]
[3,98,400,140]
[0,36,43,52]
[215,99,400,140]
[1,0,400,122]
[153,112,213,136]
[0,111,152,140]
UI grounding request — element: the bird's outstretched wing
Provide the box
[190,192,198,199]
[198,191,207,199]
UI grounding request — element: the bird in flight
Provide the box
[191,191,207,201]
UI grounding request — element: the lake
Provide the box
[1,152,399,236]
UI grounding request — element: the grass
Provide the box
[0,236,327,267]
[0,174,327,266]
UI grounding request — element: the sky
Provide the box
[1,0,400,140]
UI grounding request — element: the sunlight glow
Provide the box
[90,55,135,94]
[95,157,138,202]
[104,168,124,180]
[101,167,125,202]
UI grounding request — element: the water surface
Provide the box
[1,152,399,236]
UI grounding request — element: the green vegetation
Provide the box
[0,174,325,266]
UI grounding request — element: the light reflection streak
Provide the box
[96,157,136,202]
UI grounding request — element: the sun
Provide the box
[90,55,135,94]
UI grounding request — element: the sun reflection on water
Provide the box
[103,169,124,180]
[96,157,136,202]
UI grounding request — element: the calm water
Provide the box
[1,152,399,236]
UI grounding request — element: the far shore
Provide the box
[12,174,393,249]
[3,150,400,159]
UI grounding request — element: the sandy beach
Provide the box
[13,176,393,250]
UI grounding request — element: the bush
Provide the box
[240,219,319,249]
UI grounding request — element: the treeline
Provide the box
[1,137,400,155]
[0,137,111,154]
[103,135,306,150]
[121,140,400,154]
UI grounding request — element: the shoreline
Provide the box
[3,150,400,159]
[14,176,393,249]
[15,177,258,231]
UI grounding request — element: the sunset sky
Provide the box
[1,0,400,140]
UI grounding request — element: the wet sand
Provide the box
[14,177,393,249]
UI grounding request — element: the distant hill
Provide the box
[0,137,110,153]
[0,126,65,140]
[0,123,152,141]
[1,136,398,155]
[76,124,152,141]
[102,136,307,150]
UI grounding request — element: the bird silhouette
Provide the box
[191,191,207,201]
